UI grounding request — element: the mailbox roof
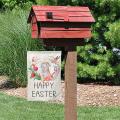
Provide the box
[28,6,95,23]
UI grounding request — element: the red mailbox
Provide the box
[28,6,95,46]
[28,6,95,120]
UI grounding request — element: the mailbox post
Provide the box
[28,6,95,120]
[65,46,77,120]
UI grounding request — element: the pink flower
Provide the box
[33,66,38,71]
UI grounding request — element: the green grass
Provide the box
[0,92,120,120]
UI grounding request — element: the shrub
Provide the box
[0,10,44,86]
[77,45,115,82]
[105,21,120,49]
[104,21,120,84]
[36,0,57,5]
[0,0,34,10]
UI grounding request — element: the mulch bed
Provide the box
[0,76,120,106]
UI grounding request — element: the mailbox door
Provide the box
[40,27,91,39]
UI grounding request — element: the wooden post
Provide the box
[65,46,77,120]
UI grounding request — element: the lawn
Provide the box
[0,92,120,120]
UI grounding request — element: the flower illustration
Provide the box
[33,65,38,71]
[29,57,41,80]
[31,72,35,78]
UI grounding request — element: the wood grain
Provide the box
[40,30,91,38]
[41,27,91,31]
[65,46,77,120]
[33,6,89,12]
[36,16,95,22]
[32,23,38,31]
[32,6,95,23]
[69,16,95,22]
[35,11,92,17]
[32,31,38,38]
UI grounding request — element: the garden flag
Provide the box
[27,51,61,101]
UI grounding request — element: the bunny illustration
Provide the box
[41,62,53,81]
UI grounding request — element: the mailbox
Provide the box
[27,6,95,120]
[27,6,95,46]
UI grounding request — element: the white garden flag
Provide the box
[27,51,61,101]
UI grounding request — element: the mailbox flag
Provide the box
[27,51,61,101]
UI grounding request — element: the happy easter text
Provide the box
[31,81,57,98]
